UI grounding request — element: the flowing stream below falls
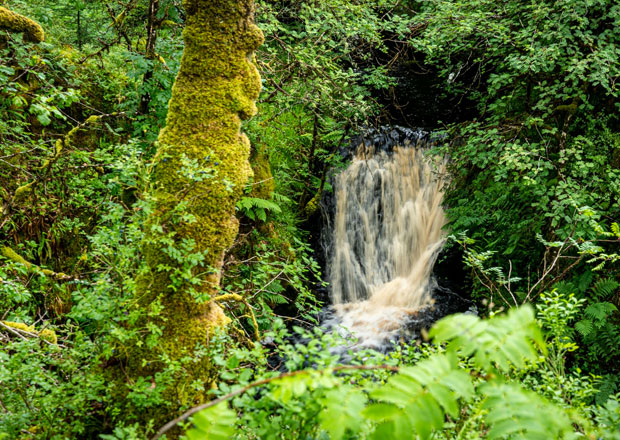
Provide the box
[319,128,471,350]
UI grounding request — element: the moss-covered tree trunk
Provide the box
[0,7,44,43]
[123,0,263,424]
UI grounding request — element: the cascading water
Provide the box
[322,134,450,349]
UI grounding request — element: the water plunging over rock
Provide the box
[320,129,469,350]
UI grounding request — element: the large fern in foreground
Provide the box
[575,278,620,367]
[177,306,594,440]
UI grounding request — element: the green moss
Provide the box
[1,320,58,344]
[1,246,69,280]
[250,146,275,199]
[0,7,44,43]
[12,181,34,202]
[554,102,578,114]
[118,0,264,428]
[303,190,322,217]
[2,320,35,333]
[1,246,32,268]
[38,329,58,344]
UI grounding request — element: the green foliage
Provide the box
[418,0,620,307]
[1,1,619,438]
[245,0,411,212]
[596,394,620,439]
[365,355,473,439]
[186,404,237,440]
[480,382,572,440]
[571,278,620,378]
[185,307,594,440]
[237,196,282,222]
[431,306,545,371]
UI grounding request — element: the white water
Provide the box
[325,144,447,348]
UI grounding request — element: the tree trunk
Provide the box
[0,7,45,43]
[138,0,160,115]
[76,9,82,50]
[120,0,263,428]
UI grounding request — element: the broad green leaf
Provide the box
[319,386,367,440]
[186,403,236,440]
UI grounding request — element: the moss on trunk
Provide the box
[0,7,44,43]
[250,146,275,200]
[119,0,263,427]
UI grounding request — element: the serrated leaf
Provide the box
[186,403,236,440]
[319,387,367,440]
[363,403,401,421]
[480,382,572,440]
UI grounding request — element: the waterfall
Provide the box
[324,140,448,348]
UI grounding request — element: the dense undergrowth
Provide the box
[0,0,618,439]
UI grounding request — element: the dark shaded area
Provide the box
[373,58,480,129]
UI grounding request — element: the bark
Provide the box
[138,0,160,115]
[0,7,45,43]
[119,0,263,428]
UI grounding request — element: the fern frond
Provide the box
[553,280,577,296]
[237,196,282,212]
[598,324,620,355]
[575,319,594,337]
[366,354,473,440]
[262,290,289,305]
[272,191,292,204]
[481,382,573,439]
[585,302,618,322]
[430,305,545,372]
[319,386,367,440]
[591,278,620,301]
[237,196,282,221]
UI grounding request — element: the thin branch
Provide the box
[212,294,260,341]
[152,364,400,440]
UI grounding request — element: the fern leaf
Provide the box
[585,302,617,322]
[319,386,367,440]
[186,403,237,440]
[575,319,594,337]
[369,354,473,440]
[592,278,620,300]
[481,382,573,439]
[553,280,577,296]
[262,290,289,305]
[236,196,282,222]
[430,306,545,372]
[577,271,593,293]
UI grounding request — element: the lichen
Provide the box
[0,7,45,43]
[119,0,264,427]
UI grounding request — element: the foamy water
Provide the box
[324,144,447,348]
